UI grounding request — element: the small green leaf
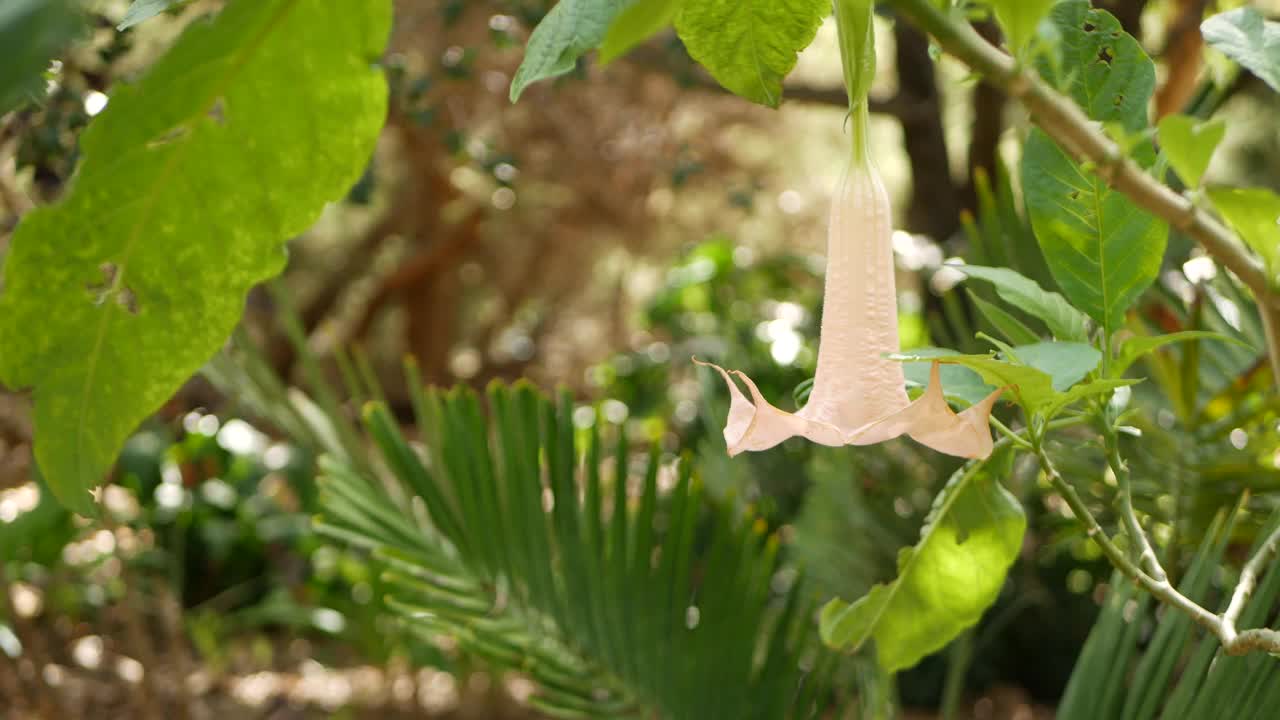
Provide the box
[1010,341,1101,391]
[989,0,1056,54]
[0,0,83,115]
[1023,1,1166,332]
[821,446,1024,672]
[674,0,829,108]
[1113,330,1249,377]
[902,347,997,407]
[1202,6,1280,94]
[509,0,629,102]
[950,264,1090,342]
[0,0,391,514]
[899,341,1098,415]
[1206,187,1280,277]
[967,289,1042,345]
[599,0,680,64]
[1157,114,1225,188]
[118,0,188,30]
[1040,377,1139,419]
[898,353,1056,413]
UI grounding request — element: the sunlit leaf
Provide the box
[674,0,828,107]
[1206,187,1280,277]
[988,0,1057,54]
[820,446,1024,673]
[1023,1,1166,332]
[0,0,391,514]
[1158,114,1225,189]
[1202,6,1280,94]
[599,0,681,64]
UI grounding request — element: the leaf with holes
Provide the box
[675,0,828,107]
[509,0,629,101]
[0,0,390,514]
[1023,1,1166,332]
[820,446,1023,673]
[1202,6,1280,94]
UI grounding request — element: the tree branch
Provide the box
[1036,437,1280,657]
[890,0,1280,386]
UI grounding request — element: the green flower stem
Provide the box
[988,416,1032,450]
[834,0,876,165]
[888,0,1280,387]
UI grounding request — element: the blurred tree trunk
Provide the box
[895,21,960,242]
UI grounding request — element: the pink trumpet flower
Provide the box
[697,161,1004,460]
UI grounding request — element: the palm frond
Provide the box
[206,325,847,719]
[321,378,839,718]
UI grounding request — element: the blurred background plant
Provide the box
[4,0,1280,718]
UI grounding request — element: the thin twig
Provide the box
[1035,437,1280,656]
[1105,430,1168,582]
[1033,441,1220,629]
[1222,523,1280,633]
[890,0,1280,387]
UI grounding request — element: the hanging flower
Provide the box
[696,161,1003,459]
[696,0,1002,460]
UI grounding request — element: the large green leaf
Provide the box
[1202,6,1280,94]
[509,0,629,102]
[0,0,390,514]
[1206,187,1280,278]
[1023,1,1167,332]
[674,0,828,108]
[1157,114,1225,189]
[0,0,83,115]
[951,264,1090,342]
[599,0,680,64]
[820,447,1024,673]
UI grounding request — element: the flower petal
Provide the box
[693,358,843,456]
[696,359,1001,459]
[904,363,1004,459]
